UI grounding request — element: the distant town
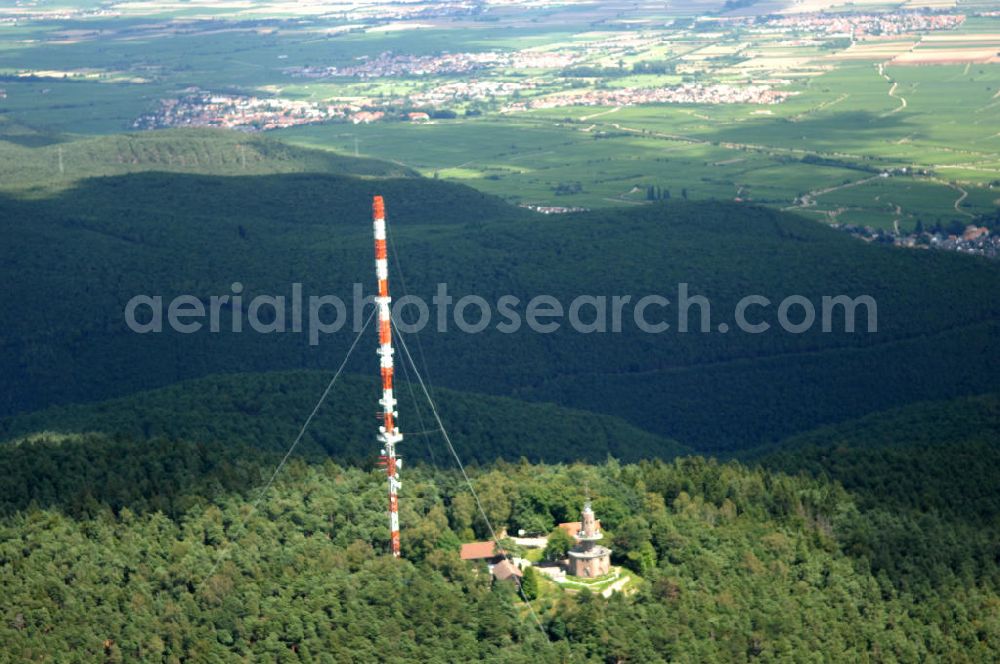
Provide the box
[288,49,578,80]
[762,12,965,37]
[134,80,793,131]
[839,222,999,260]
[121,5,992,136]
[132,91,354,132]
[60,0,994,230]
[506,83,792,112]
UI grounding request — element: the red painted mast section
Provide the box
[372,195,402,558]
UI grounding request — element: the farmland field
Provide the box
[2,0,998,231]
[281,62,1000,228]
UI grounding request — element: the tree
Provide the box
[403,504,456,562]
[612,516,653,573]
[521,565,540,600]
[449,493,476,541]
[516,511,553,536]
[497,536,525,558]
[544,526,574,561]
[633,541,657,576]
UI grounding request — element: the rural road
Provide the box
[579,106,621,122]
[878,63,907,116]
[784,174,882,211]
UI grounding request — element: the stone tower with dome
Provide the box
[567,501,612,578]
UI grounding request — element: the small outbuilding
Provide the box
[491,559,523,583]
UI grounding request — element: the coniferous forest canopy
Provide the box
[2,0,1000,659]
[4,434,1000,662]
[1,138,997,451]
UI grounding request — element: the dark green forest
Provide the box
[754,393,1000,598]
[1,383,998,661]
[0,371,688,468]
[2,131,998,451]
[2,129,999,662]
[3,433,1000,662]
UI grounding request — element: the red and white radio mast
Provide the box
[372,195,403,558]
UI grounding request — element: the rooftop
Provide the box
[492,559,523,581]
[460,541,499,560]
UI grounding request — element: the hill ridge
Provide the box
[0,370,689,464]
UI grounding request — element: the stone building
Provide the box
[567,501,612,578]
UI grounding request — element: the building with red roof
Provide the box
[460,541,501,561]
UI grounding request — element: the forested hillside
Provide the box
[2,131,997,451]
[0,127,418,193]
[3,438,999,662]
[755,393,1000,525]
[754,394,1000,597]
[0,371,688,466]
[757,392,1000,453]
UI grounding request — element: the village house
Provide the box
[459,541,525,583]
[351,111,385,125]
[491,559,523,584]
[963,225,990,242]
[459,541,503,563]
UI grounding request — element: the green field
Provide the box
[279,62,1000,229]
[1,5,996,230]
